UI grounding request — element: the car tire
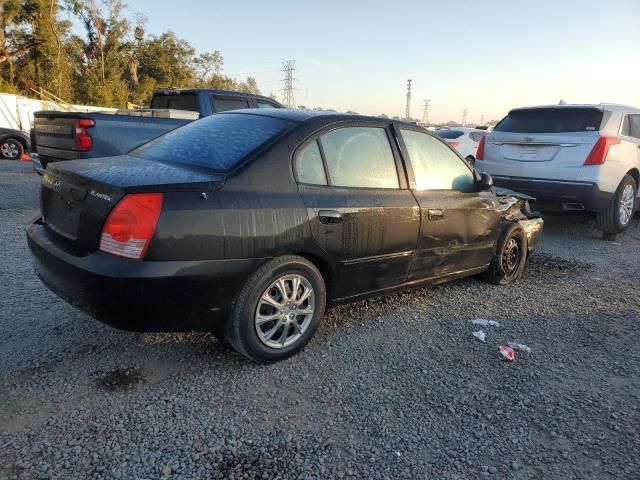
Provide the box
[465,155,475,166]
[226,255,326,363]
[596,174,636,235]
[0,138,24,160]
[482,222,528,285]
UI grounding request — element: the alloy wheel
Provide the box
[255,274,315,349]
[1,142,19,159]
[618,184,635,226]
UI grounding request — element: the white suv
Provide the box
[477,104,640,235]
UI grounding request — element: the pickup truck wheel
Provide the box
[596,174,636,235]
[482,222,527,285]
[0,138,23,160]
[227,255,326,363]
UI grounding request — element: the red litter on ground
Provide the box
[498,345,515,361]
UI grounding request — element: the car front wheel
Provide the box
[0,138,24,160]
[596,174,636,235]
[482,222,528,285]
[227,255,326,363]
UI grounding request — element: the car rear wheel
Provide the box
[226,255,326,363]
[596,174,636,235]
[0,138,24,160]
[465,155,475,166]
[482,222,527,285]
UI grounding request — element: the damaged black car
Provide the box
[26,110,543,362]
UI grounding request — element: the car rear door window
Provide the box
[495,108,604,133]
[211,96,250,113]
[319,127,399,189]
[400,129,475,191]
[621,114,640,140]
[295,140,327,185]
[469,131,485,142]
[131,113,292,170]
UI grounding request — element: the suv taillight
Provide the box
[75,118,95,152]
[476,135,486,160]
[584,136,620,166]
[99,193,163,260]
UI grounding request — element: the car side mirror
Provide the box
[478,172,493,191]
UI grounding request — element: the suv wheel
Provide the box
[596,174,636,235]
[482,222,528,285]
[227,255,326,363]
[0,138,24,160]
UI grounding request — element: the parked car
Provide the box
[26,110,543,362]
[477,104,640,235]
[0,127,30,160]
[436,127,488,165]
[30,88,284,173]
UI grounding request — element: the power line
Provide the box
[422,99,431,124]
[405,79,412,119]
[282,60,297,108]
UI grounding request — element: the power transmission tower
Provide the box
[422,99,431,124]
[405,79,412,119]
[480,114,485,125]
[462,108,468,126]
[282,60,297,108]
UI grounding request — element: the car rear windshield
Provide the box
[150,93,198,111]
[495,108,604,133]
[130,113,293,170]
[436,130,464,139]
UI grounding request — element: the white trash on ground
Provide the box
[506,342,532,353]
[472,330,486,342]
[469,318,500,328]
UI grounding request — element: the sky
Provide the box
[70,0,640,123]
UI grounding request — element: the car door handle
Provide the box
[428,209,444,220]
[318,210,343,224]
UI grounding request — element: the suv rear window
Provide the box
[150,93,198,111]
[130,113,293,170]
[495,108,603,133]
[436,130,464,139]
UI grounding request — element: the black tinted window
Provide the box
[400,129,475,191]
[295,141,327,185]
[131,113,292,170]
[320,127,399,189]
[436,130,464,139]
[150,94,198,111]
[257,101,278,109]
[212,96,250,113]
[495,108,603,133]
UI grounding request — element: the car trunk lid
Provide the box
[41,155,225,253]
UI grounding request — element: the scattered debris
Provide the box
[469,318,500,327]
[498,345,515,361]
[472,330,487,342]
[507,342,532,353]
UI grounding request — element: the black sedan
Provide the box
[26,110,543,362]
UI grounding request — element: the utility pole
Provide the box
[405,79,412,119]
[462,108,468,126]
[422,99,431,124]
[480,114,485,125]
[282,60,296,108]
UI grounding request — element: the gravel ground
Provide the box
[1,160,639,479]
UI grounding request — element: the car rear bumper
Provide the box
[26,219,263,333]
[491,176,613,213]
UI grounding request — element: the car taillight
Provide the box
[75,118,94,152]
[476,135,486,160]
[449,141,460,148]
[584,136,620,166]
[99,193,163,260]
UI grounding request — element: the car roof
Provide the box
[221,108,422,126]
[511,103,640,114]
